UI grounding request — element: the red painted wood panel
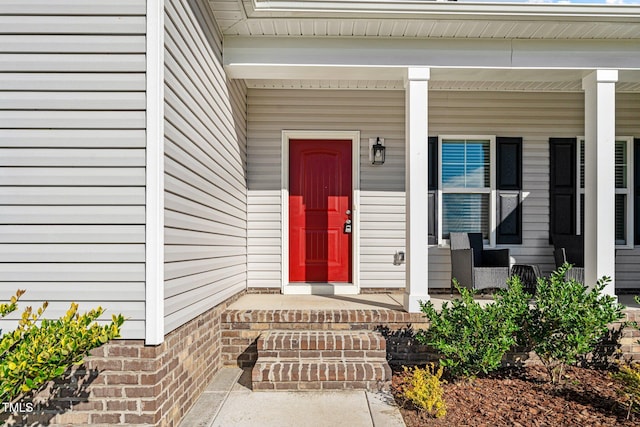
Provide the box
[289,139,352,282]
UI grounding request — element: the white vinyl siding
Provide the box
[0,0,146,338]
[164,0,247,333]
[248,89,640,291]
[615,93,640,290]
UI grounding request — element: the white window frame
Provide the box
[577,136,634,249]
[438,135,497,247]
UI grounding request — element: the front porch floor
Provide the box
[227,292,498,312]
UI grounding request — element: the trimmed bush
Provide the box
[0,290,125,402]
[417,277,530,379]
[401,364,447,418]
[525,264,624,384]
[613,362,640,419]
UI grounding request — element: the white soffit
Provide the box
[208,0,640,39]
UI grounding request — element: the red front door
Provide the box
[289,139,352,282]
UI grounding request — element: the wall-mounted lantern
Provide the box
[370,137,386,165]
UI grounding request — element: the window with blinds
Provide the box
[440,138,494,241]
[577,137,633,247]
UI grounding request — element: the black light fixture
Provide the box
[371,137,386,165]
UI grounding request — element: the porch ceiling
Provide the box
[208,0,640,39]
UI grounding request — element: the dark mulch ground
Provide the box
[391,365,638,427]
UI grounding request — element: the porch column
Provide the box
[404,67,430,312]
[582,70,618,297]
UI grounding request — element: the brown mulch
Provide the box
[391,365,638,427]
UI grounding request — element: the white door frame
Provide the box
[281,130,361,295]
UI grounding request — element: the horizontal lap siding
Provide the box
[164,0,247,333]
[248,89,640,290]
[247,90,406,289]
[615,93,640,290]
[0,1,146,338]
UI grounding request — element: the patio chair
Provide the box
[551,234,585,283]
[449,232,511,293]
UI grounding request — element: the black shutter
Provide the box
[549,138,577,241]
[496,137,523,244]
[635,138,640,246]
[428,136,438,245]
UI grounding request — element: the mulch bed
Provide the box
[391,365,638,427]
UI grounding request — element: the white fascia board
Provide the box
[248,1,640,21]
[225,37,513,71]
[145,0,165,345]
[512,40,640,70]
[224,37,640,79]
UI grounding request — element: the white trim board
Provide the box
[224,37,640,74]
[281,130,361,295]
[145,0,165,345]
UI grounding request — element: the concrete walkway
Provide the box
[178,367,406,427]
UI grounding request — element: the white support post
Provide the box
[404,68,430,312]
[582,70,618,298]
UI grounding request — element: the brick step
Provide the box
[252,330,391,391]
[257,330,386,353]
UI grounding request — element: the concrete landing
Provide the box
[178,367,405,427]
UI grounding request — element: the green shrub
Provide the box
[0,290,125,402]
[613,362,640,419]
[417,278,530,379]
[631,295,640,345]
[401,364,447,418]
[526,264,624,384]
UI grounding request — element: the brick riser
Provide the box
[252,331,392,391]
[252,361,390,391]
[258,330,388,352]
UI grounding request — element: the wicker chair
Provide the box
[551,234,585,283]
[449,232,511,293]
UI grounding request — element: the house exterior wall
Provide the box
[247,89,406,289]
[614,93,640,290]
[0,0,147,338]
[163,0,248,334]
[247,89,640,291]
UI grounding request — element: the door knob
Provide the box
[346,210,351,215]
